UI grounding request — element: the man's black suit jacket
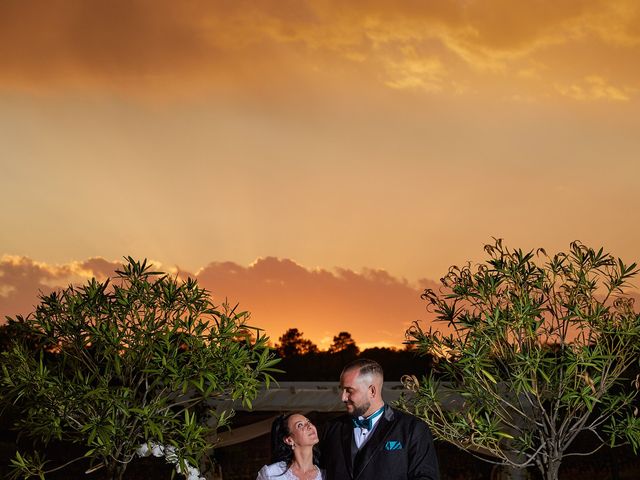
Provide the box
[320,405,439,480]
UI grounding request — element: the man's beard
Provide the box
[350,400,371,418]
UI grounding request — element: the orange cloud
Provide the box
[195,257,439,348]
[0,255,115,320]
[556,75,633,101]
[1,0,638,100]
[0,255,438,348]
[5,255,636,348]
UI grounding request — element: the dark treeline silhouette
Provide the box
[273,328,434,381]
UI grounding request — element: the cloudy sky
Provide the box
[1,0,639,348]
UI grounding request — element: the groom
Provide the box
[320,358,439,480]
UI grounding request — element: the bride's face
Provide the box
[286,414,319,448]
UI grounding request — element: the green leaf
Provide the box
[480,369,497,384]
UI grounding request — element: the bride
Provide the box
[256,413,325,480]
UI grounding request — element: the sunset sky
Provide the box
[1,0,639,349]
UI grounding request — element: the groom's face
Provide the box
[340,368,372,417]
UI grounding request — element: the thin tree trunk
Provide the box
[107,462,127,480]
[540,458,561,480]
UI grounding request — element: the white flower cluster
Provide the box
[136,441,205,480]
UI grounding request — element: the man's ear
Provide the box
[369,384,376,398]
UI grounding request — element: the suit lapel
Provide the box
[340,418,355,478]
[353,405,395,479]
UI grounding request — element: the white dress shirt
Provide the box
[353,406,385,449]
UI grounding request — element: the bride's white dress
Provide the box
[256,461,325,480]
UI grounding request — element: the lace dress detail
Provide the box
[256,461,324,480]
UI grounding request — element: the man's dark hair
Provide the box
[342,358,384,381]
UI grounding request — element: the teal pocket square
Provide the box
[385,440,403,450]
